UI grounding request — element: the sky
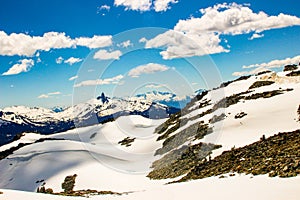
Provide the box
[0,0,300,108]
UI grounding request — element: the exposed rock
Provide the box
[175,129,300,183]
[234,112,247,119]
[62,174,77,193]
[37,174,121,197]
[256,70,272,76]
[249,81,275,90]
[209,113,226,124]
[244,89,290,100]
[155,121,213,155]
[286,70,300,77]
[212,92,250,111]
[148,143,221,179]
[118,137,135,147]
[283,64,298,72]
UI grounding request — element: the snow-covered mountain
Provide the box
[0,92,183,146]
[0,67,299,199]
[133,91,192,109]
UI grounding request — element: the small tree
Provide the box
[61,174,77,193]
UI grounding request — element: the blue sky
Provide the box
[0,0,300,108]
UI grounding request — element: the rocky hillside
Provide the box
[148,67,300,181]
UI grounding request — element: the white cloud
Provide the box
[243,55,300,69]
[38,91,61,99]
[75,35,112,49]
[56,56,64,64]
[146,30,227,59]
[233,55,300,76]
[0,31,113,56]
[48,91,61,95]
[74,75,124,87]
[176,3,300,35]
[117,40,132,48]
[69,75,79,81]
[128,63,169,77]
[0,31,75,57]
[99,5,111,11]
[145,84,166,88]
[2,59,34,76]
[93,49,122,60]
[114,0,152,12]
[146,3,300,59]
[97,5,111,16]
[113,0,177,12]
[139,37,148,43]
[249,33,264,40]
[154,0,178,12]
[38,94,49,99]
[64,57,82,65]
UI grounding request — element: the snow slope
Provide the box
[0,70,299,200]
[160,71,300,158]
[1,175,300,200]
[0,116,167,193]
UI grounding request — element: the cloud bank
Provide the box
[145,3,300,59]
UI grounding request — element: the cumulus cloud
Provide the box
[114,0,177,12]
[233,55,300,76]
[69,75,79,81]
[0,31,74,57]
[146,30,227,59]
[249,33,264,40]
[0,31,112,56]
[2,59,34,75]
[114,0,152,12]
[56,56,64,64]
[74,75,124,87]
[176,3,300,35]
[154,0,178,12]
[146,3,300,59]
[64,57,82,65]
[128,63,169,77]
[117,40,132,48]
[93,49,122,60]
[75,35,112,49]
[38,91,61,99]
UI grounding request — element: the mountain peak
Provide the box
[96,92,109,104]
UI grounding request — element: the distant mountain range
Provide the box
[0,91,198,146]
